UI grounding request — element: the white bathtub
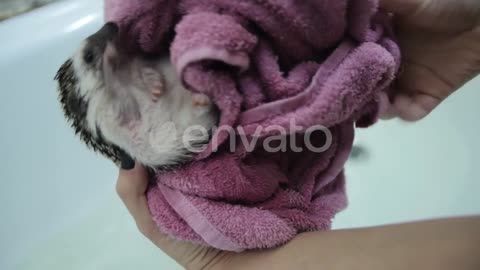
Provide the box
[0,1,479,269]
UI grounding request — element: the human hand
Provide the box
[116,163,236,270]
[115,163,480,270]
[380,0,480,121]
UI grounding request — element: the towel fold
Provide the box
[105,0,401,251]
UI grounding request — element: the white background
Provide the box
[0,1,479,269]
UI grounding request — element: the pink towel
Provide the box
[105,0,400,251]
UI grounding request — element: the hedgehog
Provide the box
[55,22,218,170]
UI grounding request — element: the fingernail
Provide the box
[120,154,135,170]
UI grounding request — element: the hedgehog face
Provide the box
[54,22,127,164]
[72,22,119,101]
[55,23,219,169]
[55,22,119,125]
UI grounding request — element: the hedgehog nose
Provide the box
[87,22,119,52]
[95,22,119,41]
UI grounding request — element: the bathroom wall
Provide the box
[0,0,62,21]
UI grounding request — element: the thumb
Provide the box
[116,163,153,226]
[115,164,179,252]
[115,164,223,269]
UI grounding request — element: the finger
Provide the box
[392,93,441,121]
[116,164,159,236]
[379,0,422,16]
[115,164,204,265]
[117,163,149,199]
[379,105,399,120]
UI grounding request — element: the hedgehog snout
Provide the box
[86,22,119,55]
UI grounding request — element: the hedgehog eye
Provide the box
[83,49,95,64]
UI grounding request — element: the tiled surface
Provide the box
[0,0,60,21]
